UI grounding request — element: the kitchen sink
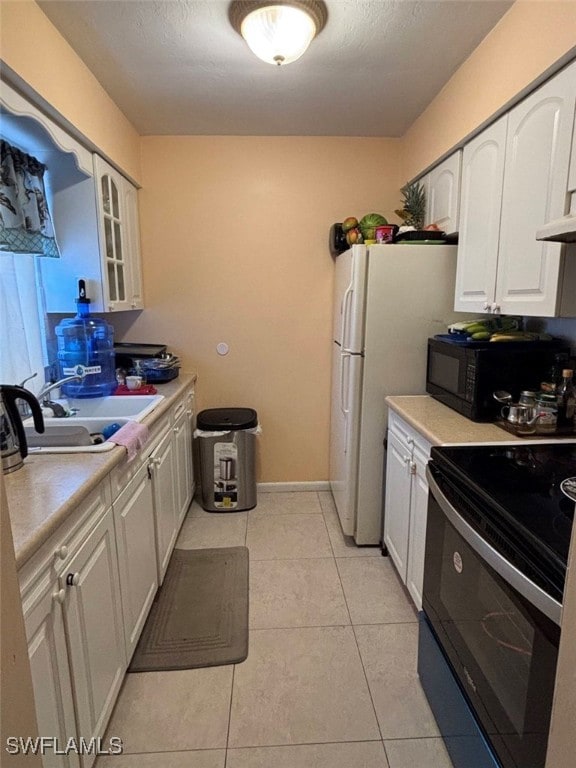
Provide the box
[24,394,165,453]
[25,417,131,451]
[61,395,165,420]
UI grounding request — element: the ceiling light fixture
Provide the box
[229,1,328,66]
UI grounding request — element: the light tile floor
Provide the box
[100,491,454,768]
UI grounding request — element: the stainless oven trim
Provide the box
[426,465,562,626]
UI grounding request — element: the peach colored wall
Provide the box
[402,0,576,181]
[112,136,402,482]
[0,0,141,183]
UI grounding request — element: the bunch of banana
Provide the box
[448,316,522,340]
[490,331,553,342]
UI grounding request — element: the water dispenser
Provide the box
[55,280,116,398]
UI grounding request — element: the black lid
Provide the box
[114,343,168,358]
[197,408,257,431]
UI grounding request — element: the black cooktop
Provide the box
[430,443,576,577]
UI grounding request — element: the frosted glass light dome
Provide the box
[240,5,318,66]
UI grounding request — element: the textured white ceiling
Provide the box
[37,0,513,136]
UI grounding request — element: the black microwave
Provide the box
[426,337,568,421]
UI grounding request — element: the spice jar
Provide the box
[535,393,557,434]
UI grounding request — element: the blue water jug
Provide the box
[55,281,116,398]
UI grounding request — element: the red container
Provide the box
[375,225,396,243]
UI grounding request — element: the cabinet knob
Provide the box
[483,302,490,311]
[66,572,80,587]
[186,409,193,417]
[404,455,411,464]
[491,303,500,313]
[52,589,66,604]
[55,545,68,561]
[173,426,180,434]
[407,437,414,446]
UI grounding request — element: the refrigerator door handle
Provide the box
[340,285,353,347]
[341,351,351,453]
[340,351,350,416]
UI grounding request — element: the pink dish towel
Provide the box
[110,421,150,462]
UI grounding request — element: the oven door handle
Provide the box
[426,466,562,626]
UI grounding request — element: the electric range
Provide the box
[419,442,576,768]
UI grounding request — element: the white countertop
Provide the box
[5,373,196,568]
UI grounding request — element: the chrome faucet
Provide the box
[36,374,84,403]
[36,375,86,417]
[15,373,85,419]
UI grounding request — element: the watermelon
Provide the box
[359,213,388,240]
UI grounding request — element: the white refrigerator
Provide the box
[329,243,465,545]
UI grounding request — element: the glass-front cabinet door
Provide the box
[93,155,142,311]
[101,170,126,305]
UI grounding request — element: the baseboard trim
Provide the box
[257,481,331,493]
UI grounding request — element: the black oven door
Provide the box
[423,464,561,768]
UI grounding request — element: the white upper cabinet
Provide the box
[497,62,576,316]
[455,60,576,317]
[0,83,144,313]
[94,155,144,312]
[123,178,144,308]
[455,115,508,312]
[424,151,462,233]
[44,155,144,312]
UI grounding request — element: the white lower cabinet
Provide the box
[149,426,178,584]
[21,484,124,768]
[113,460,158,660]
[185,389,196,510]
[20,383,196,766]
[174,390,196,526]
[383,428,412,580]
[23,574,80,768]
[62,508,126,768]
[151,388,196,582]
[405,442,430,609]
[384,412,432,610]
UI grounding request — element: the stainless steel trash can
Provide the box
[196,408,258,512]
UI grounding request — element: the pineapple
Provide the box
[395,182,426,229]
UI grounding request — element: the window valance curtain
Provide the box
[0,139,61,258]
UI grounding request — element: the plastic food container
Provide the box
[375,225,396,243]
[535,393,557,433]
